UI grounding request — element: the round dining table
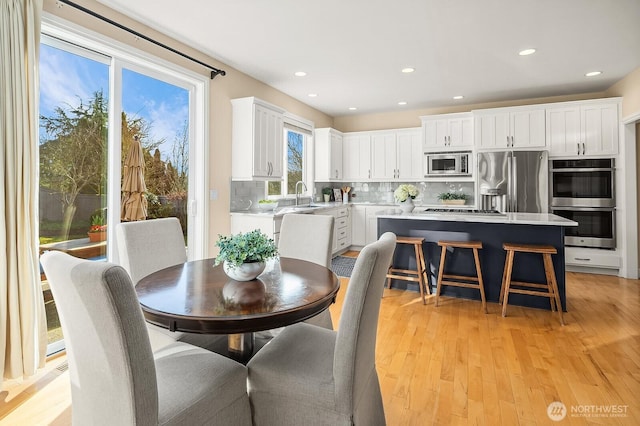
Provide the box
[136,257,340,362]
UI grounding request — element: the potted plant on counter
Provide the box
[215,230,278,281]
[322,187,332,202]
[437,192,468,205]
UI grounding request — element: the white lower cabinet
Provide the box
[351,206,367,246]
[365,206,389,245]
[351,205,390,247]
[351,205,393,247]
[314,206,351,256]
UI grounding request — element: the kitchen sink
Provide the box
[276,205,325,214]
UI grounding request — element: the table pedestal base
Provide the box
[228,333,255,363]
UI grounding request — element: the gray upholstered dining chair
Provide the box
[40,251,252,426]
[278,213,335,329]
[115,217,224,352]
[247,232,396,426]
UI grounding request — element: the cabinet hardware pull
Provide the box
[574,257,591,261]
[511,136,514,146]
[582,142,586,155]
[577,142,580,155]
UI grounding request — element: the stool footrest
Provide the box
[509,281,549,290]
[386,273,422,283]
[506,288,554,298]
[443,273,479,283]
[440,280,483,290]
[388,268,421,275]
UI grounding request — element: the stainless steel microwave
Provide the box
[425,152,471,177]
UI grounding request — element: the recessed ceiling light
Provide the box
[398,101,407,106]
[585,71,602,77]
[308,93,317,97]
[453,95,464,100]
[519,48,536,56]
[348,107,357,111]
[294,71,307,77]
[401,67,415,73]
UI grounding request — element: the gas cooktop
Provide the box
[423,208,505,215]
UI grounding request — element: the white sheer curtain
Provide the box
[0,0,46,384]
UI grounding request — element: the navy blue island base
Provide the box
[378,215,572,311]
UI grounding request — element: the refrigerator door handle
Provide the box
[507,154,513,212]
[511,155,518,212]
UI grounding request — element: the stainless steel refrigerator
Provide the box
[477,151,548,213]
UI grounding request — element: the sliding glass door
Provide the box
[38,26,208,354]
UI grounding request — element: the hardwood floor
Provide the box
[2,262,639,425]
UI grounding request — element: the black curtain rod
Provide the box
[57,0,226,79]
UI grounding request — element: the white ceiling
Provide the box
[96,0,640,117]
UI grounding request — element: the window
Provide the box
[267,114,313,197]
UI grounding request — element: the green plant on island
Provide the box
[437,192,468,201]
[214,230,278,269]
[258,199,275,204]
[321,187,333,196]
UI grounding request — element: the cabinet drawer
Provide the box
[337,238,349,250]
[336,229,348,239]
[336,217,348,228]
[566,251,620,269]
[336,208,349,218]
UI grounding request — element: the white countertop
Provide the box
[376,209,578,226]
[230,202,348,217]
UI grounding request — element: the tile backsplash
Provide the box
[230,180,476,211]
[314,181,475,205]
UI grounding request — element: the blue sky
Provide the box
[39,43,188,160]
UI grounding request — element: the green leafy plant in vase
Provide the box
[322,187,332,202]
[437,192,468,205]
[215,230,278,281]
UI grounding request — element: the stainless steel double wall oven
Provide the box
[550,158,615,249]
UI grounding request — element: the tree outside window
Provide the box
[268,130,305,196]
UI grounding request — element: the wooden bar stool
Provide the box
[500,243,564,326]
[386,236,430,304]
[435,240,487,313]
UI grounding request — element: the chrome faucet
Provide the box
[295,181,307,206]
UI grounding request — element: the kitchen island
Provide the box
[377,209,578,311]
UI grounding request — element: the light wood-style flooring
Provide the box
[2,254,639,425]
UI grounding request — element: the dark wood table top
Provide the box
[136,257,340,334]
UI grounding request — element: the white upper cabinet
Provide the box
[474,107,546,150]
[422,113,473,152]
[396,129,423,180]
[342,133,371,180]
[315,128,343,181]
[370,128,422,181]
[547,101,619,157]
[371,132,397,180]
[231,97,285,180]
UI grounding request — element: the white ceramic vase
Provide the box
[399,198,415,213]
[223,260,266,281]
